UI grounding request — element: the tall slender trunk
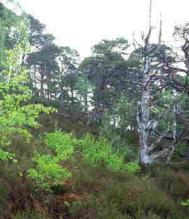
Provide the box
[137,58,152,164]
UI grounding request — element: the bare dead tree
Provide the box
[136,0,175,164]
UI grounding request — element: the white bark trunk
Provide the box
[137,58,152,164]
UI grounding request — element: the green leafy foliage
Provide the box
[125,162,140,173]
[0,45,54,162]
[79,134,124,170]
[100,96,138,161]
[78,134,140,172]
[28,131,140,191]
[181,199,189,207]
[0,149,16,161]
[28,131,75,191]
[44,130,75,160]
[28,153,71,191]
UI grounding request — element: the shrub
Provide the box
[78,134,126,170]
[28,131,140,191]
[28,154,71,191]
[155,167,189,199]
[28,131,75,191]
[125,162,140,173]
[44,130,75,160]
[78,134,140,173]
[69,162,177,219]
[0,44,54,163]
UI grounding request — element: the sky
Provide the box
[4,0,189,57]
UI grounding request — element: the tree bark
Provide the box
[137,58,152,164]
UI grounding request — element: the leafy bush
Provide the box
[0,45,54,162]
[125,162,140,173]
[28,131,140,191]
[78,134,126,170]
[28,131,75,191]
[44,130,75,160]
[28,154,71,191]
[78,134,140,173]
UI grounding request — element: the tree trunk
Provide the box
[137,58,152,164]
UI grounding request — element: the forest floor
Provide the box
[1,160,189,219]
[0,113,189,219]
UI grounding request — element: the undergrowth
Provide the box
[0,131,188,219]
